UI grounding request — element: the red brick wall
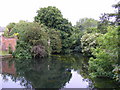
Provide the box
[1,36,17,51]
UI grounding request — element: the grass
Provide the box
[0,50,9,55]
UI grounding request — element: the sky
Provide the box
[0,0,119,27]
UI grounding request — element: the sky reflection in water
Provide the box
[64,70,89,88]
[1,70,89,88]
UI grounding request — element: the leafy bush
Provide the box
[13,40,32,59]
[68,26,83,52]
[12,22,51,59]
[9,21,27,36]
[3,22,16,37]
[75,18,98,31]
[48,29,62,54]
[34,6,72,34]
[34,6,73,54]
[113,65,120,82]
[81,33,102,56]
[31,45,46,58]
[88,26,119,79]
[89,55,114,78]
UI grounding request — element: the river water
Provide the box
[0,54,119,89]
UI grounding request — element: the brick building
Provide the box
[1,35,17,51]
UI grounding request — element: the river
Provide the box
[0,54,119,89]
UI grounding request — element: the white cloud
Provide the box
[0,0,118,27]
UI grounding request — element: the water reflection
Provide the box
[64,70,89,88]
[1,54,120,89]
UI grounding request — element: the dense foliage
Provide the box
[34,6,63,28]
[67,26,83,52]
[88,26,119,81]
[34,6,73,53]
[34,6,72,34]
[81,33,102,56]
[76,18,98,31]
[11,22,51,59]
[3,22,16,37]
[48,29,62,54]
[13,41,32,59]
[3,1,119,83]
[97,13,112,33]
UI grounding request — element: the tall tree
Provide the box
[34,6,72,34]
[97,13,112,33]
[11,22,51,59]
[4,22,16,37]
[97,1,120,33]
[75,18,98,31]
[34,6,63,28]
[34,6,73,53]
[7,22,16,32]
[109,1,120,25]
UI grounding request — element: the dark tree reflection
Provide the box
[2,54,119,89]
[4,55,74,88]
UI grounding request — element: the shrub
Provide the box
[88,26,119,79]
[31,45,46,58]
[14,40,32,59]
[12,22,51,59]
[113,65,120,82]
[81,33,102,56]
[48,29,62,54]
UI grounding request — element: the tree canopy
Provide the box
[34,6,72,34]
[12,22,51,59]
[34,6,73,53]
[75,18,98,31]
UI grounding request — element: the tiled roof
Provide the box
[0,27,5,32]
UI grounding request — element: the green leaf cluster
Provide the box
[88,26,119,80]
[34,6,73,53]
[11,22,51,59]
[48,29,62,54]
[75,18,98,31]
[81,33,102,56]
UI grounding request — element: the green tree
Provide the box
[98,1,120,32]
[14,41,32,59]
[12,22,51,59]
[34,6,72,34]
[7,22,16,32]
[97,13,112,33]
[109,1,120,25]
[75,18,98,31]
[88,26,119,80]
[81,33,102,56]
[34,6,73,53]
[3,22,16,37]
[34,6,63,28]
[10,20,29,37]
[68,26,83,52]
[48,29,62,54]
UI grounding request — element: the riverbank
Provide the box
[0,54,13,59]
